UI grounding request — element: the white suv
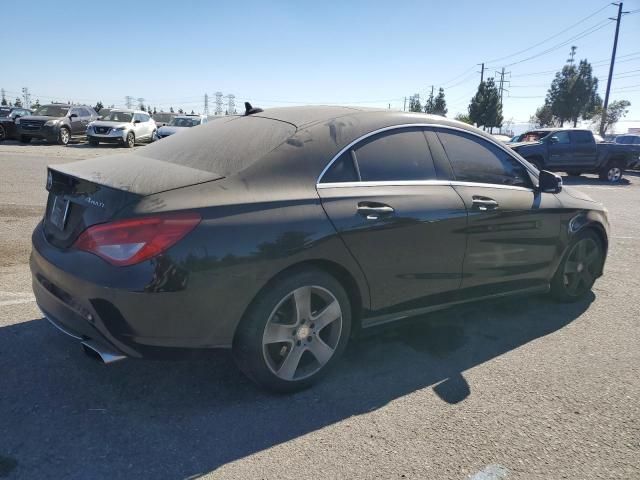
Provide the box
[157,115,208,139]
[87,110,157,148]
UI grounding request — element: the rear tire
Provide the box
[233,268,351,392]
[20,135,31,143]
[550,230,603,303]
[599,162,623,183]
[57,127,70,146]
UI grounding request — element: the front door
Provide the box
[317,127,468,317]
[434,128,562,294]
[546,130,573,168]
[569,130,598,168]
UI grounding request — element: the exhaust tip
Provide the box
[81,340,126,364]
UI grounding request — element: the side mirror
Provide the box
[538,170,562,193]
[13,115,21,120]
[69,113,78,119]
[133,119,141,124]
[97,116,103,120]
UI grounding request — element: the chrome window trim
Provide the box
[317,179,533,192]
[316,122,538,187]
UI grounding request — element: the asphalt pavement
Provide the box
[0,141,638,479]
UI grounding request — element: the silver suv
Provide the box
[87,110,157,148]
[157,115,208,139]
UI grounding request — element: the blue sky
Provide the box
[1,0,639,132]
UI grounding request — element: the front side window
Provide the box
[321,151,359,183]
[353,128,436,182]
[437,129,531,188]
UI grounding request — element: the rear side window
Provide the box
[571,131,593,144]
[353,128,436,181]
[437,129,531,188]
[321,151,359,183]
[140,116,295,175]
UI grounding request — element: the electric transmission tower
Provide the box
[125,96,134,109]
[203,93,209,115]
[137,97,145,110]
[225,94,235,115]
[21,87,31,109]
[214,92,223,116]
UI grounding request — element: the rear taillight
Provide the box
[73,212,201,266]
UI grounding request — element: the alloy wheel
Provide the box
[607,166,622,183]
[562,237,600,296]
[262,285,342,381]
[60,128,69,145]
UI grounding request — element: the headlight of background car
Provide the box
[113,127,125,131]
[44,120,60,127]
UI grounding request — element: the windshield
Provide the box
[34,105,70,117]
[0,107,10,117]
[100,111,133,122]
[153,113,174,122]
[169,117,201,127]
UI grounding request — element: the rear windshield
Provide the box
[139,116,295,175]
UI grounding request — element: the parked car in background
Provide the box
[508,128,637,182]
[614,134,640,168]
[492,134,512,143]
[156,114,207,138]
[31,106,609,392]
[152,111,177,128]
[87,109,157,148]
[0,106,32,141]
[96,108,112,119]
[17,104,98,145]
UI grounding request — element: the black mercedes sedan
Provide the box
[31,105,609,391]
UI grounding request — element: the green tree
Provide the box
[178,108,184,114]
[190,110,195,114]
[531,103,556,127]
[546,48,601,127]
[94,101,104,113]
[454,113,472,124]
[433,88,447,116]
[1,96,7,106]
[14,97,22,107]
[423,90,435,114]
[468,78,502,131]
[170,106,175,113]
[31,99,41,110]
[153,107,157,114]
[591,99,631,134]
[409,94,422,112]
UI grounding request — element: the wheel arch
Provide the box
[234,258,366,343]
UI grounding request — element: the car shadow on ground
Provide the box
[0,293,593,479]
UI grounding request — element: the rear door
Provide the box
[546,130,573,168]
[68,107,84,135]
[434,128,561,293]
[569,130,598,168]
[317,127,468,318]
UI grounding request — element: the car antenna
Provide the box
[244,102,263,116]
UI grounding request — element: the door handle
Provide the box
[357,203,394,220]
[472,197,499,211]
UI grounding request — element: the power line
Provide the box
[484,2,612,64]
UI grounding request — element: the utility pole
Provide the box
[125,96,134,109]
[203,93,209,115]
[403,96,406,111]
[600,2,628,136]
[479,63,485,84]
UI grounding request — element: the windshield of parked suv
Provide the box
[100,112,133,122]
[168,117,200,127]
[153,113,174,123]
[33,105,70,117]
[0,107,10,117]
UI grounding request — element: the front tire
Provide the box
[124,131,135,148]
[0,125,5,142]
[599,162,623,183]
[233,268,351,392]
[550,230,603,302]
[57,127,70,146]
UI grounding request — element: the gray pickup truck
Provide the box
[509,128,638,183]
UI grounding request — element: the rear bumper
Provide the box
[30,223,234,358]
